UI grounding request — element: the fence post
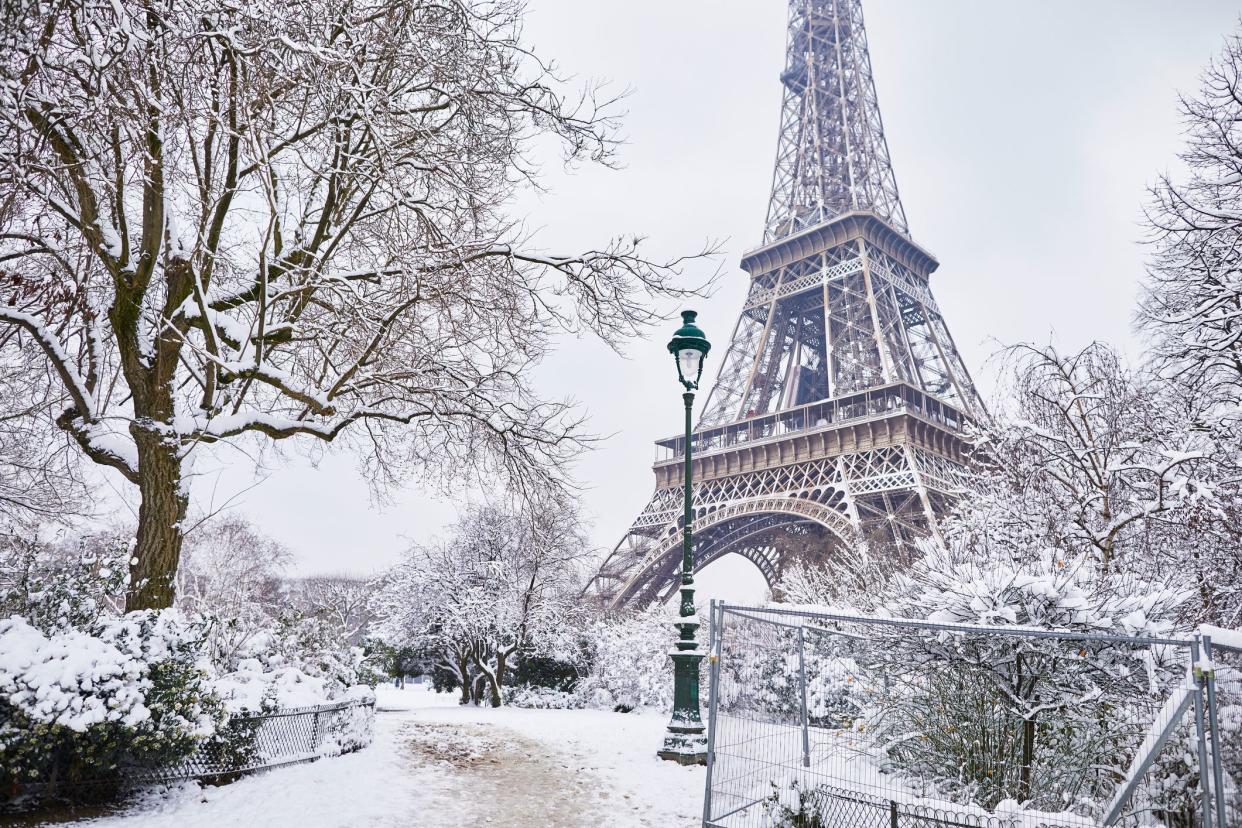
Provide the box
[708,598,717,653]
[1201,634,1228,828]
[702,601,725,828]
[889,800,898,828]
[1191,637,1213,828]
[798,624,810,769]
[311,708,322,752]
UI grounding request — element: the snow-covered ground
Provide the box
[64,684,705,828]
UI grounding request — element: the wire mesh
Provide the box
[126,699,375,783]
[702,604,1225,828]
[1204,637,1242,827]
[6,699,375,811]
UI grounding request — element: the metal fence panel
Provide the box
[703,603,1229,828]
[126,699,375,783]
[1203,638,1241,827]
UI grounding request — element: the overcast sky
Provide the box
[167,0,1240,597]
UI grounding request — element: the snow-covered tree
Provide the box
[574,606,675,712]
[1141,29,1242,410]
[290,575,374,646]
[935,342,1242,627]
[0,0,706,611]
[0,344,88,529]
[986,343,1213,573]
[866,537,1189,814]
[1136,27,1242,626]
[773,541,891,609]
[373,501,588,706]
[174,513,290,669]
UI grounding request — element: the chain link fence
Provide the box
[702,603,1239,828]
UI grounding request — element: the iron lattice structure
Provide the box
[587,0,982,609]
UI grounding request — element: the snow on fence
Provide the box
[701,603,1240,828]
[129,698,376,784]
[13,697,375,807]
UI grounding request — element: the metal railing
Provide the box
[7,697,376,810]
[702,602,1239,828]
[653,383,967,465]
[130,698,375,782]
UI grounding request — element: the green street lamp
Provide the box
[658,310,711,766]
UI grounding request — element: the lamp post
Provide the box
[658,310,711,765]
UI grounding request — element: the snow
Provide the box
[78,684,706,827]
[211,661,340,713]
[0,615,152,732]
[1200,623,1242,653]
[1100,680,1197,822]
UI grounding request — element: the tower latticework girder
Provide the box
[588,0,983,609]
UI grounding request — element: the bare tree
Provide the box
[176,513,290,617]
[1137,25,1242,626]
[176,512,290,666]
[1141,29,1242,408]
[989,343,1208,572]
[373,499,588,706]
[291,575,374,645]
[0,0,705,609]
[0,343,88,528]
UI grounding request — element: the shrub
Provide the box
[0,532,129,634]
[504,685,580,709]
[575,606,679,712]
[0,611,224,803]
[762,780,834,828]
[511,653,582,693]
[864,541,1189,813]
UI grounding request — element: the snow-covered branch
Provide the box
[0,0,707,609]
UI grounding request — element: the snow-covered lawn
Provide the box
[65,684,705,828]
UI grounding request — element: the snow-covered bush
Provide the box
[575,606,677,712]
[267,610,370,696]
[176,515,371,710]
[319,686,377,756]
[762,780,835,828]
[208,612,370,715]
[0,611,225,801]
[176,515,289,671]
[863,539,1189,814]
[0,532,129,634]
[503,685,580,710]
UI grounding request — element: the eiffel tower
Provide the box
[588,0,984,609]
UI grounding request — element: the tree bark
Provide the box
[1018,715,1036,802]
[489,652,507,708]
[456,653,473,705]
[126,426,188,611]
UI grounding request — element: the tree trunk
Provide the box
[1018,715,1036,802]
[488,653,506,708]
[457,653,473,705]
[126,427,189,611]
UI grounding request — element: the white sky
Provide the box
[166,0,1239,599]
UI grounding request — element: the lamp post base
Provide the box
[658,724,707,765]
[659,648,707,765]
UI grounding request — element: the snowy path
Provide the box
[60,686,705,828]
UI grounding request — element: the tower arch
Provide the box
[602,497,856,610]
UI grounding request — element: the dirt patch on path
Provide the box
[398,721,610,827]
